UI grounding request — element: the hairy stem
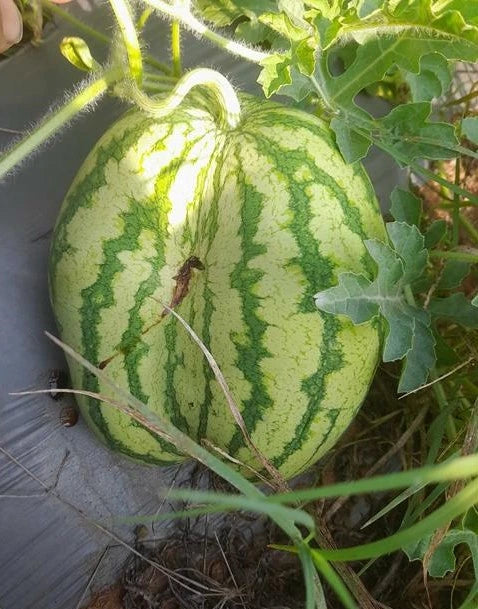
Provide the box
[107,0,143,83]
[120,67,241,129]
[0,68,123,180]
[42,0,171,75]
[171,20,182,77]
[136,7,153,31]
[143,0,269,63]
[429,249,478,263]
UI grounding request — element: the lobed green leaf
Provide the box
[424,220,448,248]
[428,293,478,328]
[330,117,372,163]
[404,529,478,607]
[462,116,478,145]
[315,221,435,391]
[387,221,428,284]
[379,102,459,164]
[390,187,422,227]
[437,260,471,290]
[404,53,452,102]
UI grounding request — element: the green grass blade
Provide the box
[311,552,358,609]
[268,454,478,504]
[315,477,478,561]
[163,488,315,530]
[298,544,327,609]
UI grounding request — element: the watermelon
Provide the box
[49,92,386,479]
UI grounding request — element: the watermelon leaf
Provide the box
[357,0,382,19]
[378,102,459,164]
[390,187,422,227]
[428,293,478,328]
[258,53,293,97]
[311,1,478,163]
[315,221,435,392]
[404,529,478,606]
[404,53,452,103]
[313,1,478,113]
[259,11,310,41]
[330,117,372,163]
[398,315,436,394]
[193,0,276,26]
[437,260,471,290]
[461,116,478,145]
[424,220,448,248]
[314,272,380,324]
[386,221,427,284]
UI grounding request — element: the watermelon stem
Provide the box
[143,0,270,64]
[106,0,143,84]
[118,67,242,129]
[171,20,182,77]
[41,0,171,75]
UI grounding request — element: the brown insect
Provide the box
[59,405,79,427]
[99,256,205,370]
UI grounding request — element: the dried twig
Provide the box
[399,358,474,399]
[75,546,110,609]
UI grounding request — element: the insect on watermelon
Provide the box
[49,71,386,479]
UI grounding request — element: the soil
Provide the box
[80,369,475,609]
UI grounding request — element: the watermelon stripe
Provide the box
[245,138,346,468]
[79,129,212,459]
[227,155,271,457]
[249,130,373,272]
[49,119,158,294]
[273,315,343,469]
[197,281,214,441]
[248,107,333,142]
[221,132,343,464]
[292,408,341,473]
[80,201,181,458]
[119,149,194,408]
[196,147,228,442]
[227,131,348,469]
[163,317,191,432]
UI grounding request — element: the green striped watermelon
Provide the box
[49,93,386,479]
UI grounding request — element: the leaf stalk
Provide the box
[0,67,123,180]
